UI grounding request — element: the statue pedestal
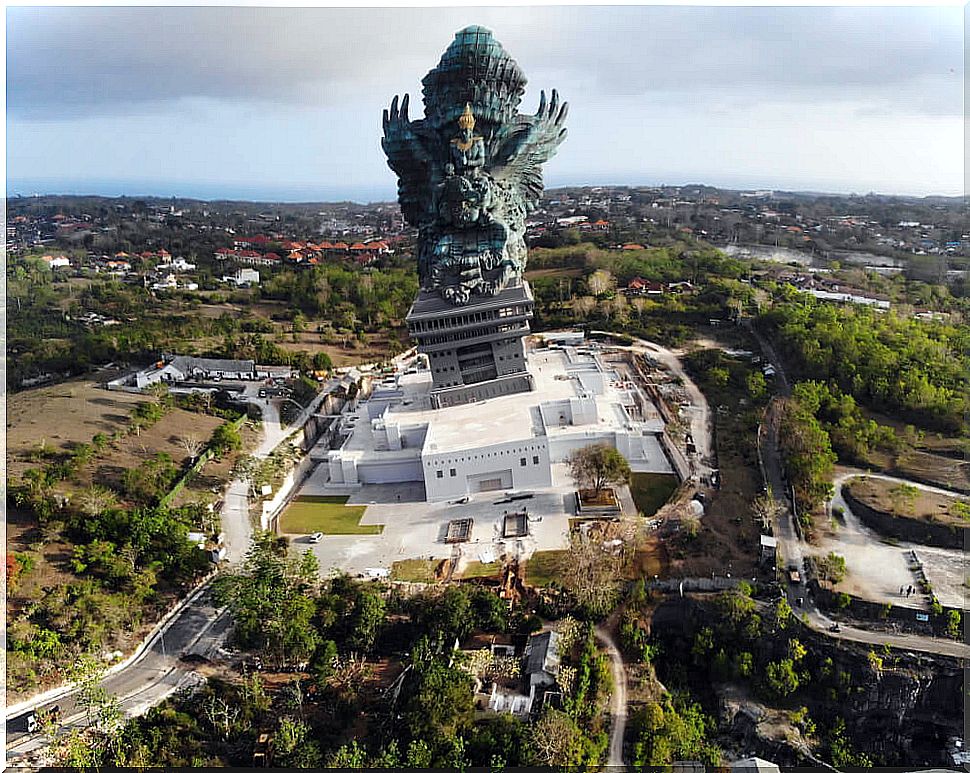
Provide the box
[405,281,535,408]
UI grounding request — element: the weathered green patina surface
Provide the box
[382,25,568,306]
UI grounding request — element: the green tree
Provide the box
[631,694,721,766]
[399,654,475,744]
[209,421,242,456]
[213,532,320,669]
[566,443,631,496]
[764,658,802,698]
[274,716,322,768]
[817,552,847,584]
[945,609,962,638]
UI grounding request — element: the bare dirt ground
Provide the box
[76,409,226,494]
[6,513,77,616]
[846,476,968,528]
[7,380,147,480]
[170,422,261,508]
[857,407,969,493]
[277,332,404,368]
[524,267,584,280]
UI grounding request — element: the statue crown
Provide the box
[458,103,476,130]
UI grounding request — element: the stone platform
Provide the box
[406,282,535,407]
[324,343,674,502]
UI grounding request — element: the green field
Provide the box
[524,550,569,587]
[390,559,440,582]
[279,495,382,535]
[630,472,679,517]
[461,560,502,580]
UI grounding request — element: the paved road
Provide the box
[595,627,628,769]
[6,390,333,764]
[6,585,231,761]
[751,333,969,661]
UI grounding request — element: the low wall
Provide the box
[659,431,691,482]
[160,414,248,508]
[262,454,317,531]
[811,581,962,637]
[842,485,966,550]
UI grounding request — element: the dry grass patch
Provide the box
[390,559,441,583]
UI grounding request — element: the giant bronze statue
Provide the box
[382,25,568,307]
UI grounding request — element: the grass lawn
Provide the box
[461,560,502,580]
[390,559,440,583]
[630,472,679,517]
[280,495,382,535]
[524,550,569,587]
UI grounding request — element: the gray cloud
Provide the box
[7,6,962,120]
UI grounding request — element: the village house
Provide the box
[40,254,72,269]
[624,276,664,296]
[468,630,563,719]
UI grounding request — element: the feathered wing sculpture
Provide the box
[489,89,569,213]
[381,94,436,227]
[381,27,568,305]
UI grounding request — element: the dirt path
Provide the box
[595,626,628,768]
[591,331,714,484]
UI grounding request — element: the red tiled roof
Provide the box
[333,242,349,250]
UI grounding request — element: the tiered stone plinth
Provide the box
[405,282,535,408]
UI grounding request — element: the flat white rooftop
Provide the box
[356,347,663,456]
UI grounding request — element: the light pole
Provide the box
[275,396,312,427]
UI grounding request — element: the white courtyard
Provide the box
[288,341,681,577]
[294,461,585,577]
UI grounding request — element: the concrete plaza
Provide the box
[289,461,587,577]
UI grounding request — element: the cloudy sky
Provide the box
[6,5,964,201]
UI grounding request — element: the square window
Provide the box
[533,455,539,465]
[450,468,457,477]
[520,457,527,467]
[436,470,443,479]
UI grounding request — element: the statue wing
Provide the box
[489,89,568,212]
[382,94,436,226]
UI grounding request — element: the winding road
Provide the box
[6,388,335,764]
[751,328,969,661]
[595,627,628,769]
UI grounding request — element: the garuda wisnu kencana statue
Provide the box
[382,26,568,306]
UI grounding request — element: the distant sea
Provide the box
[6,176,963,204]
[5,178,399,205]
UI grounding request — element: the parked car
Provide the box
[309,532,324,543]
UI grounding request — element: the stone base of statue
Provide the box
[405,281,535,409]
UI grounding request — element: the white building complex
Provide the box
[324,343,675,502]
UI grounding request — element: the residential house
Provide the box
[133,356,257,389]
[40,254,71,269]
[624,276,664,296]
